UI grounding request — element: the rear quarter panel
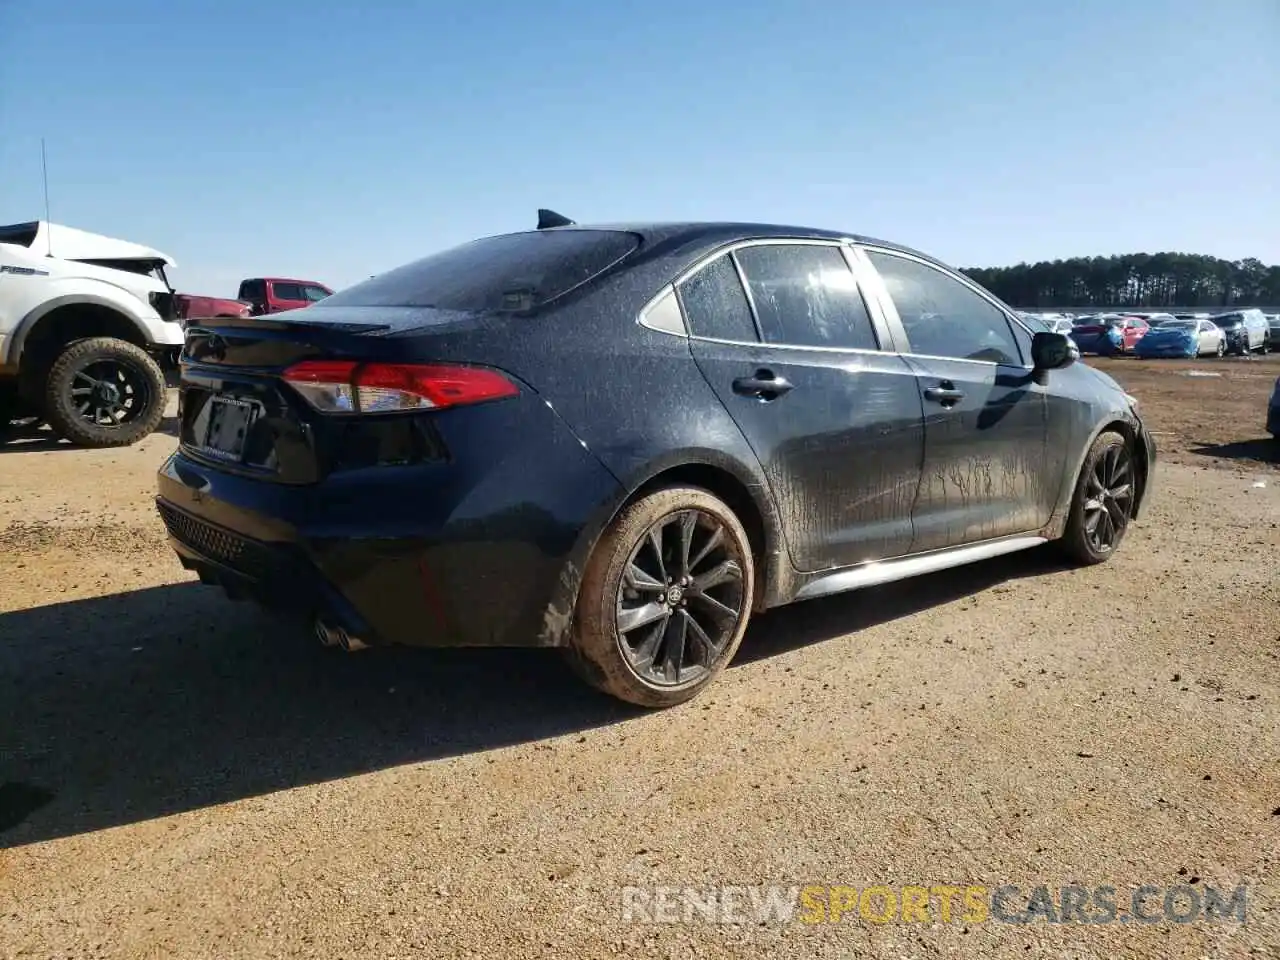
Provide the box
[313,249,790,607]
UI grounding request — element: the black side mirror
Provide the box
[1031,331,1078,371]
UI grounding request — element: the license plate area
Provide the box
[199,396,261,462]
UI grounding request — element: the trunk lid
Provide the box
[177,308,496,484]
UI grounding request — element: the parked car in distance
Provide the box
[1071,314,1150,354]
[1018,313,1078,350]
[1211,309,1270,355]
[237,277,333,316]
[1134,317,1225,359]
[1128,312,1177,326]
[1267,313,1280,337]
[1035,314,1075,335]
[174,292,252,325]
[156,212,1156,707]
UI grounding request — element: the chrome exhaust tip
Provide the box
[315,618,339,648]
[334,625,371,653]
[315,617,370,652]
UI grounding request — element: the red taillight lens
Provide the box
[282,360,518,414]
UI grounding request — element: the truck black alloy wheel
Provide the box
[43,337,167,448]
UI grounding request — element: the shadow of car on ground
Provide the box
[1189,438,1278,466]
[0,545,1074,847]
[0,416,180,452]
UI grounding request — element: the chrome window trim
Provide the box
[676,333,893,358]
[853,243,1036,370]
[727,247,767,341]
[637,236,895,355]
[637,284,688,336]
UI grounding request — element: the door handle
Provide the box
[732,371,793,399]
[923,383,965,405]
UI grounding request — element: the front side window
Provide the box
[302,285,331,302]
[865,251,1022,365]
[732,244,879,350]
[676,254,758,342]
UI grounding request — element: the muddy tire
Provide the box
[564,485,755,708]
[43,337,167,448]
[1060,431,1137,565]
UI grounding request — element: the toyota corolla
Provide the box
[156,212,1155,707]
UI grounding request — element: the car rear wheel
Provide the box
[1060,431,1136,565]
[43,337,167,448]
[565,485,755,708]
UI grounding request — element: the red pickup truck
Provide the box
[174,292,252,322]
[237,277,333,315]
[174,276,334,324]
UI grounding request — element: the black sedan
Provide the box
[156,213,1156,707]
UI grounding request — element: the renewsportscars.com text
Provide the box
[620,883,1248,926]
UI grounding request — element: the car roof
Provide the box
[529,221,952,269]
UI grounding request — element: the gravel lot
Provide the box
[2,357,1278,959]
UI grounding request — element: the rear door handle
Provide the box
[923,384,965,405]
[732,371,794,399]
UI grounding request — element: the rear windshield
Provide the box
[323,229,641,312]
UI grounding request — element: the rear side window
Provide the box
[322,230,641,312]
[273,283,305,301]
[676,254,759,342]
[733,244,879,350]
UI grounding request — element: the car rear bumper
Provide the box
[155,402,624,649]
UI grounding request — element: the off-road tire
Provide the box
[43,337,167,448]
[1060,431,1135,566]
[563,485,756,708]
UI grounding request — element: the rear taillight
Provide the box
[283,360,519,414]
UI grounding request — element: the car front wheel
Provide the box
[565,485,756,708]
[1060,431,1136,565]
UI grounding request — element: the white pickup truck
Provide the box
[0,220,187,447]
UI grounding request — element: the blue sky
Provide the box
[2,0,1277,296]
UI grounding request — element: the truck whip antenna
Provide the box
[41,138,53,256]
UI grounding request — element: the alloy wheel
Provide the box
[615,509,747,687]
[69,359,152,428]
[1082,444,1134,554]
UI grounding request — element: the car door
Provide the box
[267,281,308,313]
[855,246,1051,553]
[680,241,924,572]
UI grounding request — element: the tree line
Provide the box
[960,253,1280,309]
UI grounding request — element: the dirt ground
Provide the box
[1089,353,1280,472]
[1,363,1278,959]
